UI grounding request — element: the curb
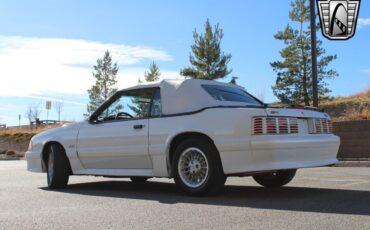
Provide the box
[0,155,21,161]
[0,157,21,161]
[335,161,370,167]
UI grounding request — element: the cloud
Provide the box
[21,95,87,106]
[358,18,370,28]
[116,68,182,87]
[0,106,10,111]
[0,36,177,97]
[361,69,370,76]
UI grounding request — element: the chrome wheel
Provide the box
[177,147,209,188]
[48,148,54,183]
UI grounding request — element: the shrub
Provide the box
[15,151,25,158]
[6,150,16,156]
[345,106,370,120]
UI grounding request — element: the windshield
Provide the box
[202,84,263,106]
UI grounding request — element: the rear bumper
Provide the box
[25,151,43,172]
[249,134,340,172]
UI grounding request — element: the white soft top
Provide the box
[123,79,252,115]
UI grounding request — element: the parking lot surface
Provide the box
[1,161,369,230]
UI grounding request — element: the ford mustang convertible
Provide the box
[26,79,340,195]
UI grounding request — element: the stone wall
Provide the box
[333,120,370,160]
[0,137,29,153]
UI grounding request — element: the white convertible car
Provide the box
[26,79,340,195]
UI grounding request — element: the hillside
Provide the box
[320,90,370,121]
[0,125,61,159]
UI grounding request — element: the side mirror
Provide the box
[89,114,99,124]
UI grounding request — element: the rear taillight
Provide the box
[266,117,277,134]
[311,118,333,134]
[253,117,299,135]
[253,117,263,134]
[290,118,299,133]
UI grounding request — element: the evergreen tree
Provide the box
[129,62,161,117]
[271,0,338,106]
[181,19,232,80]
[86,51,119,116]
[145,62,161,82]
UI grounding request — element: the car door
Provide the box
[77,88,157,169]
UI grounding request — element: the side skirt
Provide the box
[74,168,154,177]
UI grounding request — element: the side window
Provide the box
[97,90,154,122]
[150,89,161,117]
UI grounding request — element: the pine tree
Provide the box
[271,0,338,106]
[181,19,232,80]
[129,62,161,117]
[86,51,119,116]
[145,62,161,82]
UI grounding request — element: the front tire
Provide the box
[252,169,297,188]
[46,144,70,189]
[172,137,226,196]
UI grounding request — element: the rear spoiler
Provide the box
[267,104,319,111]
[291,105,319,111]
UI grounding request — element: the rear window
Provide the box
[202,84,263,106]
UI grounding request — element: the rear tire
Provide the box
[252,169,297,188]
[46,144,70,189]
[172,137,226,196]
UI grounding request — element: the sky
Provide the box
[0,0,369,126]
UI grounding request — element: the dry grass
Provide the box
[321,90,370,105]
[0,124,62,136]
[320,89,370,121]
[352,89,370,98]
[343,107,370,121]
[0,124,64,144]
[0,124,66,159]
[0,149,24,158]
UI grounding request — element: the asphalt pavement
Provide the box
[1,161,369,230]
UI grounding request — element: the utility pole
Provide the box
[46,101,51,125]
[310,0,319,108]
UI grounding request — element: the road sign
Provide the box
[46,101,52,110]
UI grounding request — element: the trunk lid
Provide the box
[265,108,330,119]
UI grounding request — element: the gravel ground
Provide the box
[0,161,369,230]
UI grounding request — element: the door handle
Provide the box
[133,124,144,130]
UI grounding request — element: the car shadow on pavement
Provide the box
[40,180,370,216]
